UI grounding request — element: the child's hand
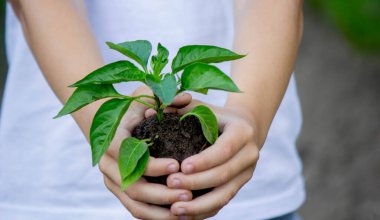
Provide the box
[99,86,193,220]
[167,100,260,219]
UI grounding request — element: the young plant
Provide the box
[55,40,245,190]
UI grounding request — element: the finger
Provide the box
[145,108,157,118]
[168,143,258,190]
[105,127,131,160]
[176,99,204,115]
[145,156,180,177]
[131,85,154,97]
[101,154,191,205]
[177,209,221,220]
[180,121,254,174]
[105,87,154,160]
[123,101,151,131]
[144,92,193,119]
[99,154,180,188]
[170,167,254,216]
[126,181,193,205]
[144,92,193,118]
[164,107,178,114]
[103,176,179,220]
[121,85,156,131]
[194,209,220,220]
[145,106,181,119]
[169,92,192,108]
[99,153,123,185]
[144,92,192,119]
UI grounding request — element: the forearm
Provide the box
[11,0,104,135]
[226,0,303,147]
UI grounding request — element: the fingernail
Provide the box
[167,163,177,173]
[178,193,190,201]
[172,178,181,188]
[185,164,194,173]
[176,207,186,215]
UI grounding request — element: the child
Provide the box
[0,0,304,219]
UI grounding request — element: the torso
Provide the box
[0,1,304,219]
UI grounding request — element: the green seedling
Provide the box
[55,40,244,190]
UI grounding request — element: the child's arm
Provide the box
[11,0,103,132]
[168,0,304,218]
[10,1,187,219]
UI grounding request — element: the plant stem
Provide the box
[156,108,164,122]
[134,98,155,109]
[134,95,156,100]
[143,65,149,73]
[154,94,163,122]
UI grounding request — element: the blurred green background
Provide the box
[0,1,379,220]
[309,0,380,53]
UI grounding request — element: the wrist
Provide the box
[224,105,267,148]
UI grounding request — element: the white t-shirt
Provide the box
[0,1,305,219]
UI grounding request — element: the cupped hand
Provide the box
[99,86,193,220]
[166,100,260,219]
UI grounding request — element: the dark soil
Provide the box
[132,113,213,200]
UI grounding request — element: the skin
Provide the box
[167,2,304,218]
[11,0,303,219]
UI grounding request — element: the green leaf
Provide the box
[118,137,148,180]
[90,98,132,166]
[193,88,209,95]
[151,43,169,75]
[121,150,150,191]
[180,105,218,144]
[145,74,177,105]
[70,61,145,87]
[180,63,241,93]
[172,45,245,73]
[106,40,152,70]
[54,84,122,118]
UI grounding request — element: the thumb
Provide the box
[169,92,192,108]
[144,92,193,118]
